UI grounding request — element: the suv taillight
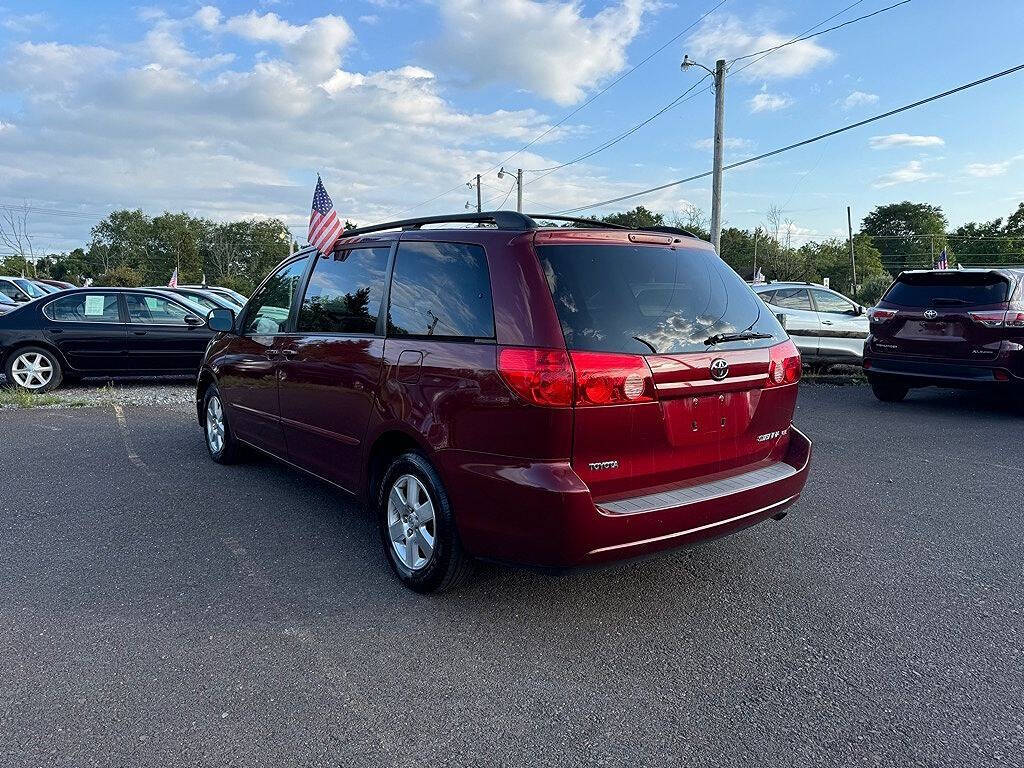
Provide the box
[570,351,655,406]
[969,310,1024,328]
[766,339,801,387]
[497,347,655,407]
[868,308,898,323]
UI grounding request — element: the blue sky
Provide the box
[1,0,1023,254]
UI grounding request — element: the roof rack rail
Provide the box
[342,211,537,237]
[528,213,699,239]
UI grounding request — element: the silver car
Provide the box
[752,282,869,365]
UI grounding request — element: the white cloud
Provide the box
[869,134,945,150]
[873,160,939,188]
[430,0,652,105]
[2,11,47,33]
[359,15,380,25]
[685,15,834,80]
[692,137,755,151]
[839,90,878,110]
[964,154,1024,178]
[749,90,792,113]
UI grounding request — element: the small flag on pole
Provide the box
[168,267,178,287]
[308,175,344,254]
[936,248,948,270]
[753,267,765,284]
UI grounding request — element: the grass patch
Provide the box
[0,386,62,409]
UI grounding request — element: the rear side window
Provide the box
[0,280,25,300]
[884,273,1010,307]
[125,294,194,325]
[243,256,309,335]
[44,293,121,322]
[387,241,494,338]
[297,247,390,334]
[538,243,784,355]
[772,288,813,311]
[811,289,856,314]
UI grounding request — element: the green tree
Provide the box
[861,202,948,273]
[95,265,144,287]
[601,206,664,229]
[799,235,888,298]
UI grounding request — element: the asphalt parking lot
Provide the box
[2,384,1022,767]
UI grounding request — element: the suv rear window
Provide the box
[883,273,1011,307]
[538,243,784,355]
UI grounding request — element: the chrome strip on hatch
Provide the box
[597,461,798,516]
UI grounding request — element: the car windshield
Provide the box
[14,278,47,298]
[884,273,1011,307]
[0,292,14,305]
[537,242,784,355]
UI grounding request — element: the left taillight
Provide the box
[570,351,655,406]
[766,339,801,387]
[497,347,574,407]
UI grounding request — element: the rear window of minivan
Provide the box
[537,243,784,355]
[883,273,1011,307]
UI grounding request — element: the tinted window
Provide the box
[178,291,219,311]
[884,273,1010,307]
[772,288,813,311]
[756,290,775,305]
[812,289,856,314]
[125,294,196,325]
[15,278,46,298]
[297,247,390,334]
[539,244,784,355]
[388,241,494,338]
[44,293,121,322]
[243,257,309,335]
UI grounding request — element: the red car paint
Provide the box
[199,223,811,569]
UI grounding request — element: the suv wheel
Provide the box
[6,347,63,393]
[868,374,909,403]
[378,452,471,593]
[203,385,242,464]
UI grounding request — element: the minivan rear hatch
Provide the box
[873,271,1013,359]
[534,231,797,499]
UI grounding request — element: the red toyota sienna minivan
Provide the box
[197,212,811,592]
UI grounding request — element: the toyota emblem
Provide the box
[709,358,729,380]
[924,309,938,320]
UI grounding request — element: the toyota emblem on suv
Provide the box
[710,358,729,380]
[924,309,938,320]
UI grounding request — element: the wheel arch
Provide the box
[2,339,70,375]
[363,427,434,507]
[195,368,217,425]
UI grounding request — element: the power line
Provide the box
[521,0,908,188]
[391,0,731,217]
[730,0,911,66]
[547,62,1024,215]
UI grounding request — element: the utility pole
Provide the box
[517,168,523,213]
[476,174,482,213]
[847,206,857,300]
[710,58,726,254]
[683,55,726,253]
[752,229,759,281]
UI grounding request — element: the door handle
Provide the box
[821,320,834,326]
[133,330,148,336]
[279,349,297,357]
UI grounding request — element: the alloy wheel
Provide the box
[11,352,54,390]
[386,474,436,571]
[206,395,225,455]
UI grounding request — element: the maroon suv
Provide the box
[197,212,811,592]
[864,268,1024,402]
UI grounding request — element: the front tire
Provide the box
[378,452,472,593]
[203,385,242,464]
[5,346,63,392]
[868,374,909,402]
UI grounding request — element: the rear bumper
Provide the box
[863,353,1022,386]
[437,427,812,569]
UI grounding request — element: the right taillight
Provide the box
[868,307,898,323]
[766,339,801,387]
[570,351,655,406]
[969,310,1024,328]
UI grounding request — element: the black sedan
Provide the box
[0,287,215,392]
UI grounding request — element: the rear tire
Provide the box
[377,452,472,593]
[5,346,63,393]
[203,385,242,464]
[868,374,909,403]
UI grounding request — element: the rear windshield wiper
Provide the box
[704,331,773,346]
[632,335,659,354]
[931,297,969,306]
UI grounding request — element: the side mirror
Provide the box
[856,305,865,316]
[14,294,29,302]
[207,307,236,333]
[184,314,204,327]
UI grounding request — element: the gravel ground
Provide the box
[1,385,1022,767]
[0,375,194,410]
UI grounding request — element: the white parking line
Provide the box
[112,403,148,471]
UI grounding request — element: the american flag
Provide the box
[936,247,949,270]
[308,175,344,254]
[168,267,178,287]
